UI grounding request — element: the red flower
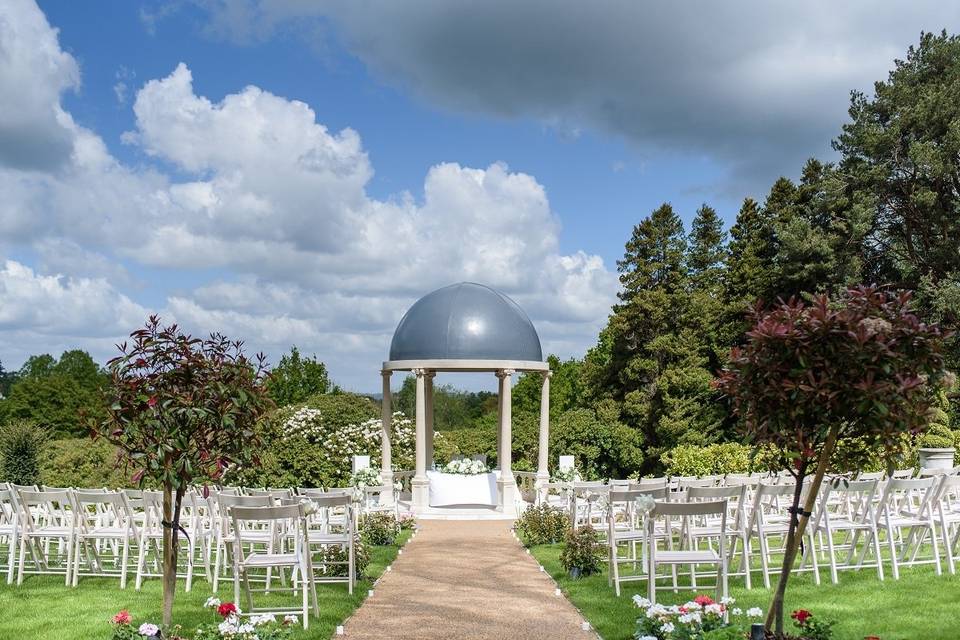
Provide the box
[693,595,715,607]
[791,609,813,624]
[147,396,158,408]
[864,636,881,640]
[112,610,132,625]
[218,602,238,618]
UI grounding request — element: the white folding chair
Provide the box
[646,499,729,604]
[213,493,275,592]
[0,488,20,584]
[743,482,820,589]
[804,478,883,583]
[876,477,941,579]
[303,494,356,594]
[570,482,608,531]
[230,503,319,629]
[70,490,139,588]
[685,485,751,589]
[932,474,960,574]
[606,487,668,596]
[134,490,202,591]
[16,489,76,585]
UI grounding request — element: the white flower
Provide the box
[705,603,724,616]
[238,622,256,633]
[283,614,299,624]
[720,596,735,605]
[633,494,656,514]
[218,620,238,634]
[251,613,276,626]
[632,595,652,609]
[679,612,701,624]
[685,600,702,610]
[732,608,743,616]
[747,607,763,617]
[204,596,221,608]
[138,623,160,636]
[660,622,675,634]
[638,636,659,640]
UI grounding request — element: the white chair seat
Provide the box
[656,550,720,564]
[243,552,299,568]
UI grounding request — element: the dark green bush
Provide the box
[549,407,644,480]
[514,503,570,547]
[359,512,398,546]
[0,420,47,485]
[559,525,605,578]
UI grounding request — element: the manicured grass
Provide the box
[531,543,960,640]
[0,530,410,639]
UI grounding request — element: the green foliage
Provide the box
[228,402,411,489]
[358,512,398,546]
[550,406,644,480]
[661,443,755,477]
[920,390,955,448]
[316,535,370,578]
[39,437,131,489]
[264,346,331,406]
[0,350,107,437]
[513,355,584,420]
[559,525,604,578]
[514,504,570,547]
[0,420,47,485]
[393,375,495,431]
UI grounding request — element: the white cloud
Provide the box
[0,2,619,390]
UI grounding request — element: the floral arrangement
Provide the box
[790,609,834,640]
[442,458,490,475]
[634,595,761,640]
[194,599,298,640]
[551,467,581,483]
[350,467,383,488]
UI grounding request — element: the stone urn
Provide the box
[918,447,956,470]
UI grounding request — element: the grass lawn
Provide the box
[531,543,960,640]
[0,529,410,639]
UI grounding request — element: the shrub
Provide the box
[0,419,47,485]
[514,504,570,547]
[359,512,398,546]
[39,437,132,488]
[315,535,370,578]
[661,443,756,476]
[559,525,605,578]
[920,391,955,448]
[227,399,414,489]
[550,407,644,480]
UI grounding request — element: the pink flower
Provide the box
[693,595,715,607]
[112,610,131,625]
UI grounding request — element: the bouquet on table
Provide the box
[442,459,490,475]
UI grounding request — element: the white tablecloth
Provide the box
[427,470,499,507]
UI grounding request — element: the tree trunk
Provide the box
[161,484,185,626]
[765,425,839,635]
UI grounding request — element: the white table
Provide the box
[426,470,499,507]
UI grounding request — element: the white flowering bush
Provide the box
[551,467,581,483]
[350,467,383,488]
[634,595,761,640]
[227,393,416,488]
[442,458,490,475]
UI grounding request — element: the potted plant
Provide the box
[918,390,957,470]
[560,525,604,578]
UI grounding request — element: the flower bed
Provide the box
[634,595,761,640]
[441,458,489,475]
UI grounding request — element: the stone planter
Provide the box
[568,566,582,579]
[918,447,956,470]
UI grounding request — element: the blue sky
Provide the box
[1,1,957,391]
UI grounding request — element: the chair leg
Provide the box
[120,538,129,589]
[16,534,27,585]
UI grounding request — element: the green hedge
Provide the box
[661,442,758,476]
[39,437,132,488]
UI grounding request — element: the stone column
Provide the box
[496,368,517,515]
[411,369,429,512]
[495,373,503,470]
[536,370,552,497]
[425,371,436,470]
[380,370,394,504]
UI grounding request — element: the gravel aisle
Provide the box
[341,520,596,639]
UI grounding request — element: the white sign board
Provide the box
[559,455,575,471]
[352,455,371,473]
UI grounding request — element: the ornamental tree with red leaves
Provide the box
[92,316,272,625]
[715,286,950,635]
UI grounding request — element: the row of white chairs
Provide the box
[539,469,960,601]
[0,483,399,628]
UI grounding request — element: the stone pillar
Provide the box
[380,370,394,504]
[536,370,552,496]
[411,369,429,512]
[496,368,517,515]
[495,373,503,470]
[425,372,435,470]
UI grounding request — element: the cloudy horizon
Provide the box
[1,1,958,391]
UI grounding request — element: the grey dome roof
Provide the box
[389,283,543,362]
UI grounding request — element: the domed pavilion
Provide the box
[379,282,552,515]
